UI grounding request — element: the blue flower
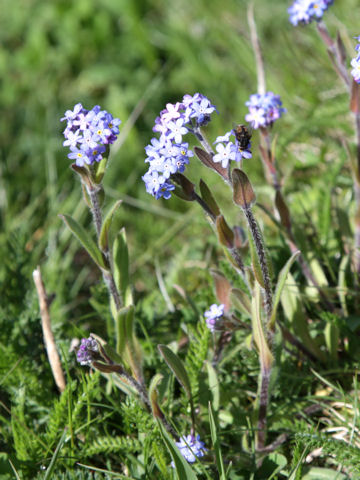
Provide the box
[204,303,225,332]
[175,434,207,463]
[288,0,332,26]
[76,337,99,366]
[351,37,360,84]
[143,94,215,200]
[61,104,121,166]
[245,92,286,129]
[213,128,252,167]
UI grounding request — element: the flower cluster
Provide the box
[175,434,207,463]
[143,94,217,200]
[204,303,225,332]
[351,36,360,84]
[76,337,99,366]
[61,103,121,167]
[213,129,252,168]
[288,0,333,26]
[245,92,286,129]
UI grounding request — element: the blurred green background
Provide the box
[1,0,359,346]
[1,0,359,350]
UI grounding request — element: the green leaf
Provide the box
[281,272,326,363]
[324,320,339,362]
[43,428,67,480]
[231,288,252,317]
[113,228,133,306]
[268,250,300,331]
[99,200,122,251]
[149,373,164,419]
[338,254,349,316]
[157,420,198,480]
[158,345,192,400]
[302,467,347,480]
[206,361,219,411]
[199,179,220,217]
[60,214,106,269]
[209,402,226,480]
[251,283,273,371]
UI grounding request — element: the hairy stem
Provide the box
[256,366,270,451]
[243,206,272,320]
[87,185,122,311]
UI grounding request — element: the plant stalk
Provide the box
[243,206,272,320]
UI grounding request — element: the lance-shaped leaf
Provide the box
[99,200,122,251]
[248,228,264,288]
[93,156,108,184]
[91,332,123,365]
[251,283,273,371]
[60,214,106,270]
[115,305,143,382]
[208,402,226,480]
[71,163,91,188]
[206,362,219,412]
[113,228,133,306]
[281,272,326,363]
[156,420,198,480]
[338,254,349,316]
[275,191,291,230]
[268,251,300,332]
[158,345,192,400]
[232,169,256,208]
[199,179,220,217]
[216,215,234,249]
[231,288,252,317]
[211,269,232,313]
[149,373,164,420]
[172,173,195,201]
[324,321,339,362]
[194,146,229,180]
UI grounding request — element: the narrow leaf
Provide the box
[338,254,349,316]
[194,146,229,180]
[206,362,219,411]
[99,200,122,251]
[60,214,106,269]
[209,402,226,480]
[231,288,252,316]
[274,191,291,230]
[216,215,234,249]
[157,420,198,480]
[44,428,68,480]
[211,269,232,313]
[158,345,192,399]
[251,283,273,371]
[268,251,300,331]
[149,373,164,419]
[113,228,133,306]
[232,169,256,208]
[199,179,221,217]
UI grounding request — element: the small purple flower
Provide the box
[204,303,225,332]
[143,94,216,200]
[351,56,360,84]
[351,37,360,84]
[245,92,286,129]
[175,434,207,463]
[76,337,99,366]
[61,104,121,166]
[288,0,332,26]
[213,129,252,166]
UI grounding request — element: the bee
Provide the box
[234,124,252,149]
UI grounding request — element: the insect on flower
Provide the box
[234,124,252,149]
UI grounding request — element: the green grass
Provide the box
[2,0,360,478]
